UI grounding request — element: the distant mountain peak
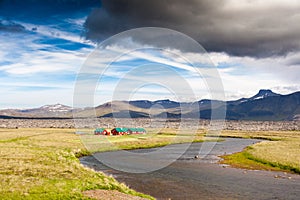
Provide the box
[250,89,280,100]
[257,89,276,95]
[0,90,299,121]
[39,103,72,112]
[154,99,173,104]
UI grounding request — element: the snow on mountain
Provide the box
[1,90,298,121]
[39,104,73,112]
[253,96,264,100]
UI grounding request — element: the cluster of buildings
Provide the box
[94,127,146,136]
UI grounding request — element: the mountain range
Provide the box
[1,90,299,121]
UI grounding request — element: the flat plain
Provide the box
[0,119,299,199]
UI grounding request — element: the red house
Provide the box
[111,128,130,135]
[94,128,111,135]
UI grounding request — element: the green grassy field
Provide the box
[0,128,154,199]
[0,128,215,199]
[219,130,300,174]
[1,128,299,199]
[79,128,215,153]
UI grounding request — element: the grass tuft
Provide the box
[220,130,300,174]
[0,128,154,199]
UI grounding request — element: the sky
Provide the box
[1,0,300,108]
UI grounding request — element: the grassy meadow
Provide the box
[219,130,300,174]
[79,128,216,153]
[0,128,154,199]
[0,128,299,199]
[0,127,214,199]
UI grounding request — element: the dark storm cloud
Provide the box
[84,0,300,57]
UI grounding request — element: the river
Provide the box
[80,138,300,200]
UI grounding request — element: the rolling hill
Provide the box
[0,90,299,121]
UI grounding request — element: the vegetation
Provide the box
[79,128,219,153]
[1,127,299,199]
[219,130,300,174]
[0,128,154,199]
[0,127,216,199]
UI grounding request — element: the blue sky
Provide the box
[1,0,299,108]
[0,0,96,108]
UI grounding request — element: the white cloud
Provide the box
[77,40,300,104]
[206,51,300,99]
[1,88,73,109]
[1,18,299,108]
[0,30,92,75]
[1,49,89,74]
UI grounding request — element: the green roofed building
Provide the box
[111,127,146,135]
[111,127,130,135]
[94,128,110,135]
[129,128,146,134]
